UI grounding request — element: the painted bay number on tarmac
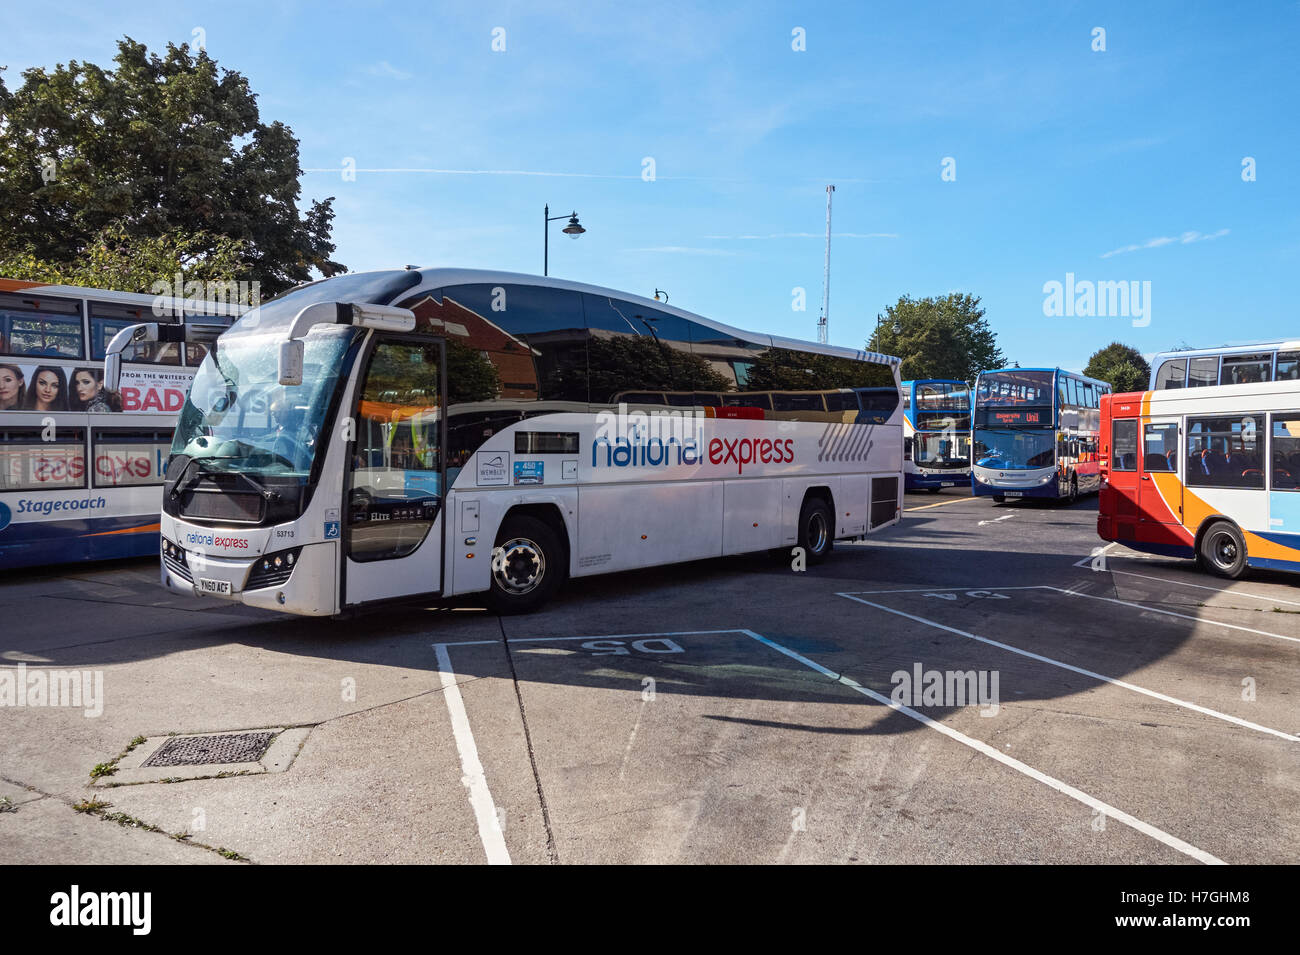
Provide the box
[579,638,685,656]
[923,591,1010,600]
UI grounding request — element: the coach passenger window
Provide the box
[0,426,87,490]
[1276,353,1300,381]
[1188,357,1218,388]
[1271,416,1300,490]
[1111,420,1138,471]
[1186,415,1264,489]
[1220,353,1271,385]
[0,293,84,359]
[89,301,182,364]
[1143,423,1177,472]
[1154,359,1186,390]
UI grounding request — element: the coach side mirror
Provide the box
[278,339,304,386]
[104,352,122,393]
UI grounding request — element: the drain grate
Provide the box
[143,731,277,768]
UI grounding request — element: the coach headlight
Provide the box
[1040,473,1056,484]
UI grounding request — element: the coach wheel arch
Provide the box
[498,503,571,568]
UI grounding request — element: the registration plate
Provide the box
[1004,491,1024,498]
[197,578,233,596]
[941,482,955,487]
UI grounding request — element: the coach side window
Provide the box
[1143,423,1177,472]
[1188,357,1218,388]
[1187,415,1264,489]
[0,293,84,359]
[1154,359,1186,390]
[1111,420,1138,471]
[1276,353,1300,381]
[1220,353,1271,386]
[1271,416,1300,490]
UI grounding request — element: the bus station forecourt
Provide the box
[2,276,1298,864]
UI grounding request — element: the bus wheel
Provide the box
[992,495,1006,504]
[927,486,942,494]
[799,498,834,565]
[1199,521,1247,579]
[1065,476,1078,505]
[488,516,565,614]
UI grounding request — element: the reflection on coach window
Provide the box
[90,301,181,364]
[0,292,84,359]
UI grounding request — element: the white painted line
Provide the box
[738,629,1225,865]
[1073,542,1118,568]
[837,585,1047,595]
[835,594,1299,743]
[1042,585,1300,647]
[978,514,1016,527]
[1103,568,1300,608]
[433,628,743,649]
[435,643,512,865]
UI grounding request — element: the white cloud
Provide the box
[1101,228,1230,258]
[624,246,738,256]
[367,60,412,80]
[704,232,898,240]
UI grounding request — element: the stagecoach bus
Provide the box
[0,280,241,569]
[1149,341,1300,391]
[901,379,971,492]
[1099,380,1300,579]
[104,268,904,616]
[971,367,1110,503]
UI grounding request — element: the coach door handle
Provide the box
[1141,475,1150,481]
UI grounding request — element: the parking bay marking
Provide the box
[836,591,1300,743]
[434,628,1227,865]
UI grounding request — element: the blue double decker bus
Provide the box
[971,367,1110,503]
[901,379,971,492]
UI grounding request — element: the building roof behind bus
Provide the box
[229,267,901,367]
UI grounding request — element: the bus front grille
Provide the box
[179,490,263,524]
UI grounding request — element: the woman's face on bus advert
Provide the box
[74,370,98,402]
[35,370,61,408]
[0,367,20,406]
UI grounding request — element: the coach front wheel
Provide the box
[798,498,833,565]
[487,515,565,614]
[1199,520,1247,579]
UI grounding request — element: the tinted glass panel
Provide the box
[1111,419,1138,470]
[1154,359,1186,390]
[1188,357,1218,388]
[0,292,83,358]
[0,426,86,490]
[977,370,1054,406]
[1272,415,1300,490]
[1143,422,1178,472]
[1276,352,1300,382]
[1187,415,1264,489]
[89,301,181,364]
[1220,353,1271,385]
[92,429,171,487]
[347,340,442,562]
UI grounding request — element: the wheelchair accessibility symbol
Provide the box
[324,521,340,539]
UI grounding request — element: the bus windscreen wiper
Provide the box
[171,455,280,502]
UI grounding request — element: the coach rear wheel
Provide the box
[487,515,565,614]
[1199,520,1247,579]
[798,498,833,565]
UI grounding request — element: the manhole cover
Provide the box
[143,732,277,768]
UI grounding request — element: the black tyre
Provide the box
[927,486,942,495]
[1061,475,1078,505]
[487,515,565,614]
[992,494,1006,504]
[798,497,834,565]
[1199,520,1248,579]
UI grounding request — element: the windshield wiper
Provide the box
[172,456,281,502]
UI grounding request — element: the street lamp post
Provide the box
[544,204,585,276]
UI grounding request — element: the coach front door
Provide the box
[1137,418,1183,545]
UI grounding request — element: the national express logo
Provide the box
[590,405,796,475]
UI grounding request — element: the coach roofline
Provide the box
[393,267,900,367]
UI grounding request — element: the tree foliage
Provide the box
[868,293,1005,383]
[0,222,250,294]
[1083,342,1151,393]
[0,38,343,295]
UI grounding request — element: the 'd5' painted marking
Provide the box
[924,591,1011,600]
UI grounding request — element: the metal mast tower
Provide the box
[818,184,834,344]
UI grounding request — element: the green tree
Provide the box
[0,38,343,295]
[0,222,250,294]
[1083,342,1151,393]
[868,293,1005,382]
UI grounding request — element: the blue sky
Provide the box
[4,1,1298,370]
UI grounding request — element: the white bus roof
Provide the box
[1152,341,1300,361]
